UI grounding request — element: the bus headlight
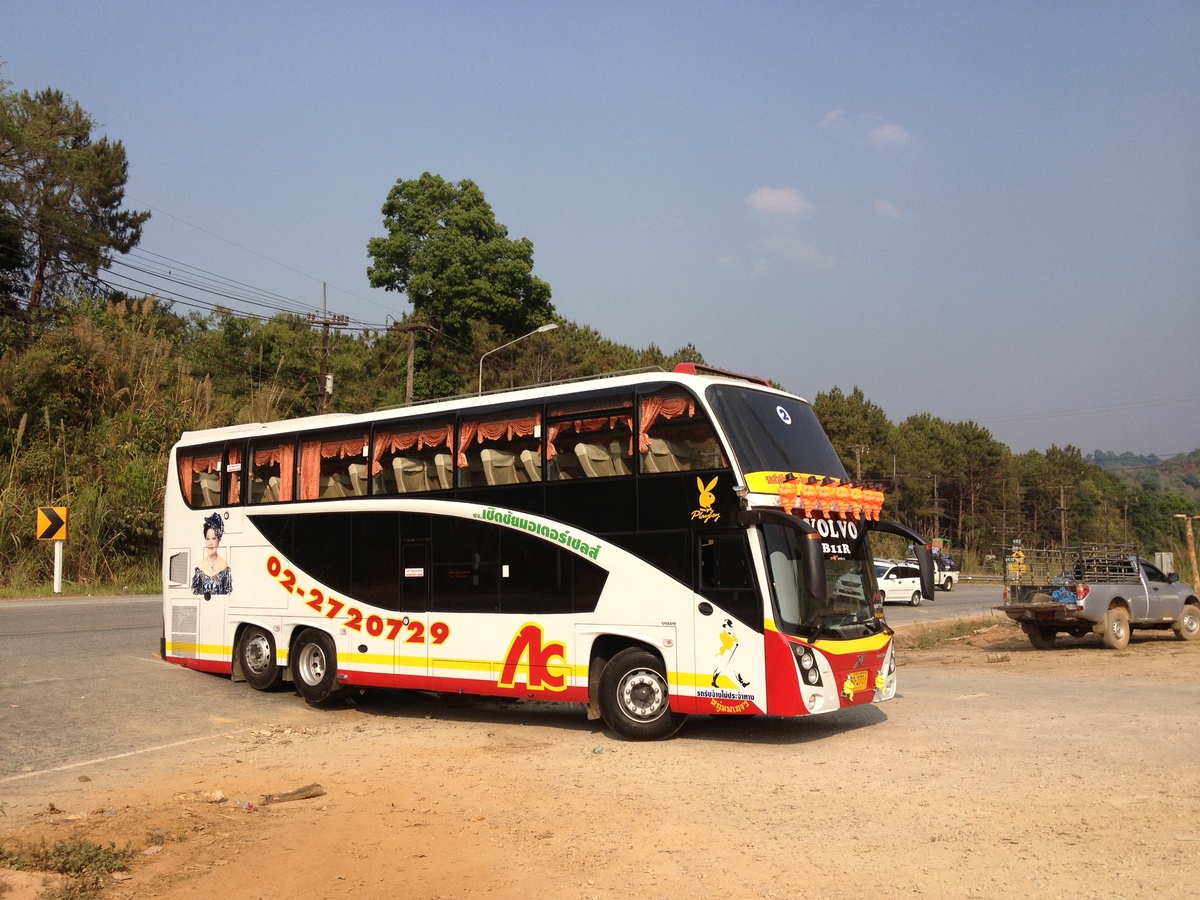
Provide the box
[791,644,823,686]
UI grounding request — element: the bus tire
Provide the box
[1100,607,1130,650]
[291,629,342,705]
[238,625,283,691]
[598,648,685,741]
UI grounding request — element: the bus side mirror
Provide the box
[800,532,827,603]
[870,519,935,600]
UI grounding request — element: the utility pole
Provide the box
[1172,515,1200,584]
[1051,485,1073,551]
[847,444,869,481]
[932,473,940,537]
[387,317,442,405]
[1122,496,1133,543]
[308,283,350,414]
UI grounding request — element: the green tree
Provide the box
[366,173,554,342]
[0,85,149,311]
[811,386,892,480]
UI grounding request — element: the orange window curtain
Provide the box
[299,437,363,499]
[178,454,220,501]
[639,396,695,453]
[227,447,242,504]
[548,402,632,459]
[371,426,452,475]
[457,417,539,467]
[256,445,295,501]
[298,441,323,500]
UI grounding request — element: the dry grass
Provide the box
[892,615,1018,650]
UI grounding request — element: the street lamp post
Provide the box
[478,323,559,394]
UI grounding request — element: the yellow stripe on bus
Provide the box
[165,641,231,657]
[812,632,891,654]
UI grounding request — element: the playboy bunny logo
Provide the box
[692,476,721,523]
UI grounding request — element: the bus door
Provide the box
[398,539,430,688]
[694,532,764,712]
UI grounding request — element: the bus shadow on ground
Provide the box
[341,687,888,745]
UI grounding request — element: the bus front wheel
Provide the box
[238,625,283,691]
[291,629,341,705]
[598,648,685,741]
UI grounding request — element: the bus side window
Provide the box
[639,389,728,474]
[249,439,295,504]
[177,447,223,508]
[299,431,368,500]
[546,397,634,480]
[698,534,760,628]
[457,410,541,488]
[372,420,453,495]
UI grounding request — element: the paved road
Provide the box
[880,580,1004,628]
[0,583,1002,798]
[0,595,321,788]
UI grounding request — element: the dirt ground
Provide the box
[3,619,1198,900]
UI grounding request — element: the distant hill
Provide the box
[1087,449,1200,503]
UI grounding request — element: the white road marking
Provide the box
[0,731,251,783]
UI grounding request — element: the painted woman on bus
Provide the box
[192,512,233,595]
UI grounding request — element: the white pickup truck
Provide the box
[933,551,959,591]
[904,551,958,591]
[996,545,1200,650]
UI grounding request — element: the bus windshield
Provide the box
[706,384,847,479]
[762,523,883,641]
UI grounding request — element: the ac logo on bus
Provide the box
[499,624,568,692]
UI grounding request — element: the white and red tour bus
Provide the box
[162,363,933,739]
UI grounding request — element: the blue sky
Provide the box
[5,2,1198,456]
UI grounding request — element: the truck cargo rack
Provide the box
[1004,543,1139,587]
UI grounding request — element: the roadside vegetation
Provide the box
[1,77,1196,594]
[893,616,1019,651]
[0,837,133,900]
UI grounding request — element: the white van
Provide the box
[875,560,925,606]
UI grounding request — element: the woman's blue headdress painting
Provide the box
[203,512,224,539]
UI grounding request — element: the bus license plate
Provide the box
[849,670,868,692]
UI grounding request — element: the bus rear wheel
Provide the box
[599,648,685,741]
[238,625,283,691]
[291,629,342,705]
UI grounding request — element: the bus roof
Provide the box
[174,365,803,445]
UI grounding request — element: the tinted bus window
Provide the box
[457,409,542,488]
[705,384,846,477]
[639,388,728,474]
[372,419,454,494]
[177,444,224,508]
[547,396,634,480]
[249,438,296,504]
[698,533,760,628]
[299,429,369,500]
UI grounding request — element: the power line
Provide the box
[979,394,1200,424]
[124,197,401,317]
